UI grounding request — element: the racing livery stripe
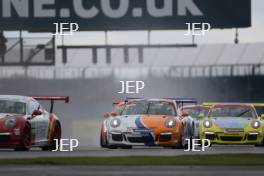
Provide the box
[135,116,146,129]
[135,116,155,146]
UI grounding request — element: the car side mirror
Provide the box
[32,109,42,117]
[104,112,110,118]
[112,99,122,105]
[110,110,117,117]
[181,111,189,117]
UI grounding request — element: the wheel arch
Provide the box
[47,114,61,144]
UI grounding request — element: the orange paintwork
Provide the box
[140,115,182,145]
[47,113,58,144]
[112,99,123,105]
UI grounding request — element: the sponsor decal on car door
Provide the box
[31,113,49,144]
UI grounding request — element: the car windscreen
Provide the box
[255,106,264,116]
[0,99,26,115]
[120,101,176,116]
[209,106,257,119]
[185,108,209,119]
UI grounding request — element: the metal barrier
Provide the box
[0,64,263,79]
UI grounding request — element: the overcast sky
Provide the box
[5,0,264,45]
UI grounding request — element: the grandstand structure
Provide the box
[0,0,259,80]
[0,41,264,79]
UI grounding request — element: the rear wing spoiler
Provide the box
[32,96,69,113]
[112,97,143,105]
[163,98,198,104]
[203,102,218,107]
[113,97,198,105]
[160,98,198,111]
[125,97,198,104]
[174,98,197,104]
[125,97,142,102]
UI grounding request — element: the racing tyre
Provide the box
[171,127,185,149]
[100,132,118,149]
[100,131,108,148]
[181,126,188,149]
[255,138,264,147]
[188,123,194,149]
[42,122,61,151]
[14,123,32,151]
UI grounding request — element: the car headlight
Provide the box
[5,118,17,128]
[110,118,121,128]
[165,119,176,128]
[203,120,212,128]
[251,121,261,129]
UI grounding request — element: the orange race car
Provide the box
[100,98,195,149]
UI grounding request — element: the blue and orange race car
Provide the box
[100,98,196,149]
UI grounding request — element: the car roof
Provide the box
[183,105,210,109]
[0,95,33,103]
[128,99,175,103]
[212,103,254,108]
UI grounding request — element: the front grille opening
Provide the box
[0,135,9,143]
[128,136,153,143]
[159,134,172,142]
[247,134,258,141]
[205,134,215,140]
[112,134,123,141]
[220,136,243,141]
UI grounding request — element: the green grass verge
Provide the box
[0,154,263,166]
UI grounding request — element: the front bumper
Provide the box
[200,131,263,145]
[107,130,180,146]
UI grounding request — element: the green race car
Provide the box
[200,103,264,146]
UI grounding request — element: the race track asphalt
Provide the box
[0,145,263,176]
[0,145,263,159]
[0,166,263,176]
